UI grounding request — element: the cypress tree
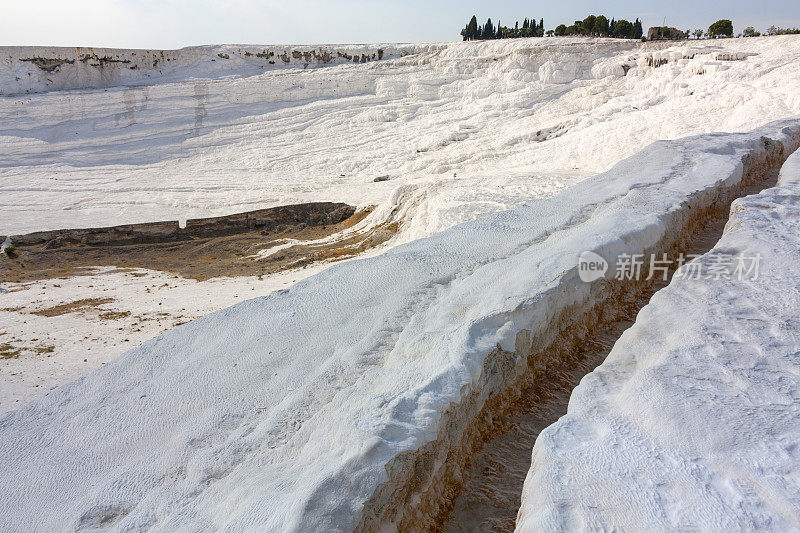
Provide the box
[462,13,640,41]
[467,15,478,40]
[482,18,494,40]
[633,18,643,39]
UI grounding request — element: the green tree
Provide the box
[594,15,609,36]
[464,13,646,41]
[462,15,478,41]
[766,26,800,35]
[743,26,760,37]
[709,19,733,38]
[582,15,597,35]
[482,18,495,39]
[633,18,643,39]
[613,19,633,38]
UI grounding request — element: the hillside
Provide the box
[3,37,800,240]
[1,117,798,530]
[2,36,800,531]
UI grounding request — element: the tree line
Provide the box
[461,14,643,40]
[554,16,643,39]
[742,25,800,37]
[680,22,798,39]
[461,14,799,41]
[461,16,545,40]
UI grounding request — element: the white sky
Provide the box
[1,0,799,49]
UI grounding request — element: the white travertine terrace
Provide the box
[517,140,800,532]
[1,116,798,530]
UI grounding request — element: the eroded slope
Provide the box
[517,140,800,532]
[0,119,797,531]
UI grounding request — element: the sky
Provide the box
[1,0,799,49]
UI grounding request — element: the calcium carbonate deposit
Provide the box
[3,37,800,241]
[1,113,798,529]
[2,35,800,531]
[517,147,800,532]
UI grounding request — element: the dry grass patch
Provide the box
[0,343,22,359]
[1,342,56,359]
[98,310,132,320]
[32,297,114,317]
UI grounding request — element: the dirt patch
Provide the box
[8,202,356,247]
[31,298,114,317]
[281,221,398,270]
[1,204,395,283]
[98,310,132,321]
[0,343,22,359]
[0,342,54,359]
[20,57,75,73]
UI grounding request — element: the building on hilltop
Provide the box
[647,26,688,40]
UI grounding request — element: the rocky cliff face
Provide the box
[0,44,431,95]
